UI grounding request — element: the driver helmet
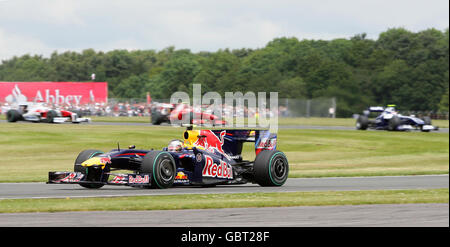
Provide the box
[168,139,184,152]
[385,107,397,115]
[385,105,397,114]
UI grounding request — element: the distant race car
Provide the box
[151,102,226,126]
[48,128,289,189]
[6,102,90,124]
[356,105,439,132]
[150,102,175,125]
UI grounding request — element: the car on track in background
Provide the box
[48,128,289,189]
[355,105,439,132]
[151,102,226,126]
[6,102,91,123]
[150,102,175,125]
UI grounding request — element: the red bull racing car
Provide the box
[48,128,289,189]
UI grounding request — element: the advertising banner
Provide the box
[0,82,108,105]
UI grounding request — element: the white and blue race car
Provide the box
[356,105,439,132]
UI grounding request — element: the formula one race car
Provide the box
[48,128,288,189]
[151,102,226,126]
[150,102,175,125]
[6,102,90,124]
[356,105,439,132]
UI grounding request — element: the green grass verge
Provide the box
[0,123,448,182]
[0,189,447,213]
[282,129,449,178]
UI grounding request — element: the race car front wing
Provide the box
[47,171,151,187]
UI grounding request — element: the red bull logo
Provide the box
[256,138,277,149]
[174,171,190,183]
[175,172,188,180]
[100,157,112,164]
[255,132,277,155]
[110,175,127,184]
[128,175,150,184]
[202,155,233,179]
[59,172,83,183]
[194,130,226,154]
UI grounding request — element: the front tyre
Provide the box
[140,151,176,189]
[6,110,22,122]
[74,149,105,189]
[254,150,289,187]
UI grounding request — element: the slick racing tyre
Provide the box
[356,115,369,130]
[6,110,22,122]
[140,151,176,189]
[74,149,106,189]
[46,110,57,123]
[420,116,432,132]
[151,111,162,125]
[254,150,289,187]
[422,116,432,125]
[388,116,401,131]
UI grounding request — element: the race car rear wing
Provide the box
[362,106,385,116]
[367,106,385,112]
[211,129,277,159]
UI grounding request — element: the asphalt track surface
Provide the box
[1,175,448,200]
[0,175,448,227]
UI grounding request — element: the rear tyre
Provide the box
[74,149,105,189]
[46,110,57,123]
[356,115,369,130]
[6,110,22,122]
[254,150,289,187]
[140,151,176,189]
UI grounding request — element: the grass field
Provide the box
[0,122,448,183]
[0,189,447,213]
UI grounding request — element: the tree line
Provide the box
[0,27,448,117]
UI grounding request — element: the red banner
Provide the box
[0,82,108,105]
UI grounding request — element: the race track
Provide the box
[0,175,448,227]
[82,121,450,133]
[0,120,448,132]
[1,175,448,200]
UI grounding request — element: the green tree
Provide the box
[152,49,201,98]
[113,74,150,99]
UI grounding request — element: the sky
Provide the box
[0,0,448,62]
